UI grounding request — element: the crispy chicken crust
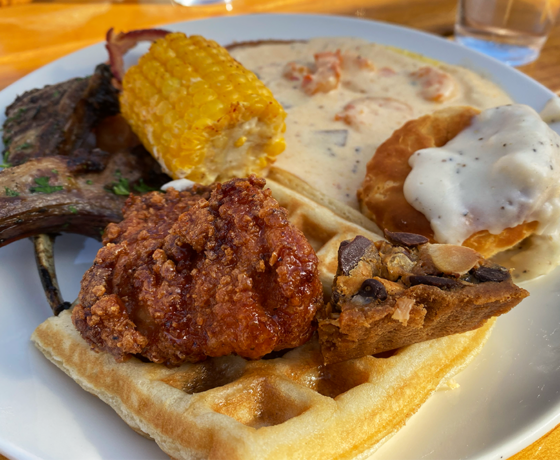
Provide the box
[72,176,324,366]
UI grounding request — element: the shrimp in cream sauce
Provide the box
[229,37,512,208]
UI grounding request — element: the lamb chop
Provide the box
[0,29,177,317]
[0,63,169,247]
[0,63,170,314]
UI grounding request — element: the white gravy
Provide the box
[229,37,512,208]
[540,96,560,124]
[404,104,560,280]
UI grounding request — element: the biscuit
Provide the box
[358,106,538,258]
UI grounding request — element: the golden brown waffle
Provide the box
[265,178,382,294]
[31,178,495,460]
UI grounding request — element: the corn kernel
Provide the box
[189,80,210,94]
[205,70,227,82]
[258,156,268,168]
[163,110,177,127]
[265,138,286,157]
[193,88,217,105]
[192,118,214,131]
[213,80,234,92]
[172,119,189,135]
[180,131,206,150]
[162,131,174,146]
[156,101,172,117]
[234,136,247,148]
[184,106,200,124]
[199,99,226,119]
[229,73,248,85]
[222,90,241,104]
[162,78,181,97]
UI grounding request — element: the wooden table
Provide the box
[0,1,559,459]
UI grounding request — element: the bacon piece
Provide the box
[106,28,170,87]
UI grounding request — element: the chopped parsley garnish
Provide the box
[16,142,33,151]
[111,176,130,196]
[3,137,12,148]
[51,169,58,175]
[29,176,63,194]
[4,187,19,197]
[53,90,61,98]
[0,162,11,169]
[69,205,78,214]
[107,169,131,195]
[86,180,93,185]
[133,179,158,193]
[5,108,27,124]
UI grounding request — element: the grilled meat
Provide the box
[0,65,169,247]
[2,64,119,166]
[0,142,166,246]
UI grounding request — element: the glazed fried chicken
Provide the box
[72,176,323,365]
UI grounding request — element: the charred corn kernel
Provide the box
[120,32,286,184]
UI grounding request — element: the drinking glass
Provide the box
[455,0,560,66]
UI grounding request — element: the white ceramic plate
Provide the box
[1,14,560,460]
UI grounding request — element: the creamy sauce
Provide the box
[404,104,560,280]
[540,96,560,124]
[161,178,195,191]
[230,37,512,208]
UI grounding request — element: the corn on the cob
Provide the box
[120,33,287,184]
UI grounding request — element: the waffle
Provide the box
[31,177,496,460]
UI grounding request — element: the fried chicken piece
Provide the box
[72,176,323,366]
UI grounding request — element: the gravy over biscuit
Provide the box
[404,104,560,280]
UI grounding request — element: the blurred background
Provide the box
[0,0,558,92]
